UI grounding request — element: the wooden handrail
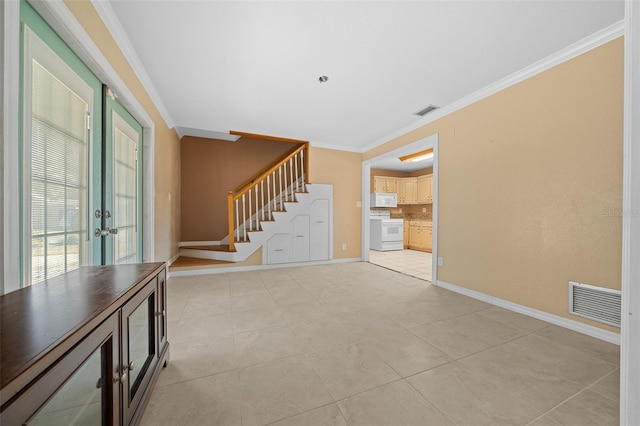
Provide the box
[230,130,308,144]
[235,143,304,193]
[233,143,307,200]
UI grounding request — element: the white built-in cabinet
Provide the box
[310,199,330,261]
[267,234,291,264]
[291,215,310,262]
[265,186,332,265]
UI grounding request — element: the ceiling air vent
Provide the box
[414,105,439,117]
[568,281,621,328]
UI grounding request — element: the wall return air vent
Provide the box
[568,281,621,328]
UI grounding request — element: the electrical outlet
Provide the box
[422,207,427,213]
[437,257,443,266]
[356,201,362,208]
[341,243,347,251]
[398,208,402,213]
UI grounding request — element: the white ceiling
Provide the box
[372,157,434,173]
[107,0,623,155]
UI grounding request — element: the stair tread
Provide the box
[186,245,233,252]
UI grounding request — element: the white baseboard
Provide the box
[168,257,361,278]
[166,252,180,266]
[179,241,221,247]
[436,280,620,345]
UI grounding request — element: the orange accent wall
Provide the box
[180,136,298,241]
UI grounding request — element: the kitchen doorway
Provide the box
[362,134,439,284]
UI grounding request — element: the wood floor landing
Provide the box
[170,256,233,269]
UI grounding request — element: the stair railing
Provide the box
[227,142,309,252]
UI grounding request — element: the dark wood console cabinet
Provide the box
[0,263,169,425]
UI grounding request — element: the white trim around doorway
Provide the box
[620,0,640,423]
[362,133,439,284]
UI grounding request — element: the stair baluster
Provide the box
[227,142,309,252]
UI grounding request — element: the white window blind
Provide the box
[26,33,91,285]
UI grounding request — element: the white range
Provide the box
[370,210,404,251]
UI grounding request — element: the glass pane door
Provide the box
[21,3,102,286]
[20,2,144,288]
[104,93,143,265]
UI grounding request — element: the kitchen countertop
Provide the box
[390,213,432,221]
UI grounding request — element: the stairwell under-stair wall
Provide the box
[180,135,298,241]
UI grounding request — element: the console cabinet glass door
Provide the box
[121,282,157,424]
[1,315,119,426]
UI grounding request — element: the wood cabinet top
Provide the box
[0,263,165,396]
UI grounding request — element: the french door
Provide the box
[21,1,142,287]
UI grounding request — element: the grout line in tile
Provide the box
[585,368,620,404]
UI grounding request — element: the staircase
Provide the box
[179,141,316,263]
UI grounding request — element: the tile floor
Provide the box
[369,249,432,282]
[141,262,620,426]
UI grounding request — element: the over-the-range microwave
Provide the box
[370,193,397,208]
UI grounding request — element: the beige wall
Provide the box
[310,147,362,259]
[364,38,624,332]
[181,136,297,241]
[64,1,181,262]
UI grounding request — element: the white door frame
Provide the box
[362,133,439,284]
[621,0,640,423]
[3,1,157,292]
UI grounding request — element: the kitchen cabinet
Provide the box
[373,176,399,194]
[398,178,417,204]
[407,220,433,252]
[0,263,168,426]
[403,223,409,249]
[421,222,433,252]
[417,174,433,204]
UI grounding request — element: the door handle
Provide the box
[95,227,118,237]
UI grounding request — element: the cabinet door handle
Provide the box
[113,372,127,384]
[296,235,304,238]
[275,249,283,252]
[127,361,135,372]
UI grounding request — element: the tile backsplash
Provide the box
[388,204,432,220]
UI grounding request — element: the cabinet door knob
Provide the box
[113,372,127,384]
[127,361,135,371]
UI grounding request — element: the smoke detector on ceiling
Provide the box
[414,104,439,116]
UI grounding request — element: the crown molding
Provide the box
[91,0,175,129]
[311,140,363,153]
[361,19,625,154]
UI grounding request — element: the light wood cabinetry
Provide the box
[398,178,417,204]
[403,223,409,249]
[373,176,399,193]
[417,174,433,204]
[374,174,431,205]
[407,220,433,252]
